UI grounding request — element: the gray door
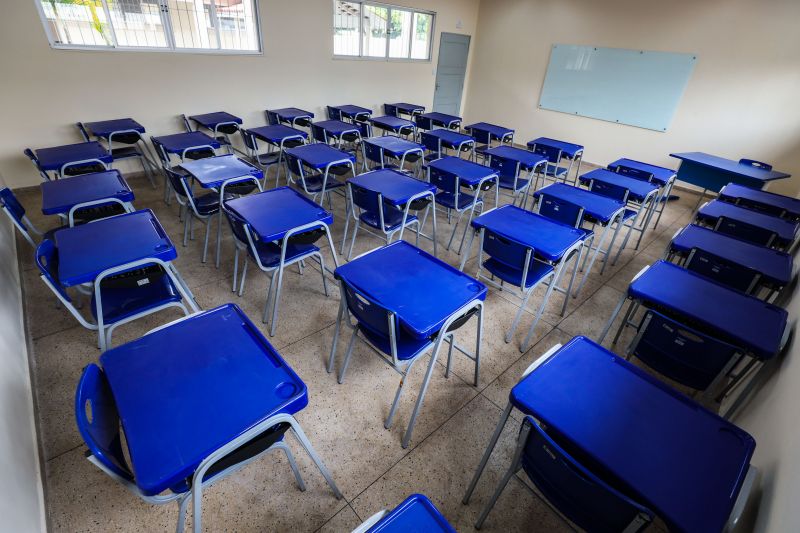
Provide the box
[433,33,470,115]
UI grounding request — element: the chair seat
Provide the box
[577,227,594,241]
[475,145,490,154]
[250,240,320,269]
[359,324,432,361]
[544,165,568,178]
[483,257,554,289]
[92,275,182,324]
[110,146,144,160]
[215,136,232,146]
[498,175,530,192]
[435,191,480,210]
[621,208,637,221]
[255,152,281,166]
[327,164,353,177]
[302,174,345,194]
[194,192,233,216]
[359,208,418,232]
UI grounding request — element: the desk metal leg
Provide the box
[459,228,478,271]
[463,401,513,504]
[327,283,347,374]
[402,340,442,448]
[598,293,629,344]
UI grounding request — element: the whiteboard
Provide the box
[538,45,697,132]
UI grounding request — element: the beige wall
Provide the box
[0,0,480,189]
[463,0,800,196]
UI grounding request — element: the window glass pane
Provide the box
[333,1,360,56]
[411,11,431,59]
[166,0,219,49]
[39,0,113,47]
[215,0,259,51]
[107,0,167,48]
[362,4,387,58]
[388,8,411,59]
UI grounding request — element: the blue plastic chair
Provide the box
[363,141,392,171]
[488,153,530,206]
[75,362,306,533]
[23,148,51,181]
[36,239,189,351]
[529,143,568,183]
[714,215,777,248]
[420,131,443,163]
[310,123,329,145]
[283,151,346,209]
[326,106,342,121]
[470,128,493,161]
[0,187,59,247]
[589,180,640,264]
[415,115,434,131]
[428,165,484,252]
[475,228,555,343]
[739,159,772,171]
[345,181,421,260]
[625,310,742,397]
[476,415,654,531]
[77,122,157,188]
[239,129,287,188]
[685,247,762,294]
[222,205,329,337]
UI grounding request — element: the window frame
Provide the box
[332,0,435,62]
[34,0,263,55]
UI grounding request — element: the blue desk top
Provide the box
[389,102,425,114]
[425,128,474,147]
[419,112,461,126]
[368,494,456,533]
[189,111,242,129]
[54,209,175,287]
[427,156,498,187]
[84,118,145,138]
[534,183,624,224]
[670,152,791,182]
[330,104,372,118]
[629,260,788,359]
[484,146,546,170]
[464,122,514,139]
[285,144,355,170]
[335,241,487,339]
[470,205,585,262]
[36,142,112,171]
[271,107,314,120]
[719,183,800,218]
[314,119,359,136]
[671,224,793,287]
[246,125,307,145]
[363,136,424,158]
[225,187,333,243]
[370,115,416,132]
[179,155,262,189]
[578,168,659,202]
[349,169,436,207]
[527,137,584,158]
[697,200,799,244]
[100,304,308,496]
[511,336,755,533]
[40,170,133,216]
[607,158,676,186]
[151,131,221,154]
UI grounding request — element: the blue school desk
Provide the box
[464,122,514,143]
[285,143,356,171]
[246,124,307,145]
[329,104,372,120]
[98,303,338,496]
[579,168,659,203]
[40,170,134,216]
[314,119,360,144]
[607,158,676,187]
[370,115,416,135]
[425,128,474,154]
[484,145,546,172]
[669,224,793,288]
[670,152,791,192]
[84,118,146,139]
[388,102,425,116]
[697,199,799,247]
[719,183,800,220]
[188,111,242,132]
[151,131,221,157]
[478,335,756,533]
[363,494,456,533]
[418,111,462,129]
[526,137,584,159]
[363,135,424,162]
[270,107,314,126]
[36,141,112,173]
[601,260,789,360]
[427,156,498,189]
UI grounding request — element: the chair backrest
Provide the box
[714,216,777,247]
[428,166,459,195]
[181,113,192,132]
[283,151,306,181]
[240,129,259,154]
[62,159,108,177]
[75,363,135,482]
[628,310,740,391]
[419,132,441,157]
[326,106,342,121]
[349,182,382,220]
[383,104,398,117]
[685,248,762,294]
[24,148,50,181]
[415,115,434,131]
[590,180,630,203]
[354,119,372,138]
[35,239,71,302]
[150,137,171,168]
[614,165,653,183]
[342,280,393,340]
[76,122,90,141]
[488,154,520,180]
[483,229,531,271]
[311,123,328,144]
[739,159,772,171]
[164,168,191,201]
[469,128,492,146]
[221,204,252,247]
[265,110,279,125]
[520,416,653,533]
[0,187,28,228]
[529,143,562,164]
[538,193,584,228]
[363,142,384,168]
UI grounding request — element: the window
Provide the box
[35,0,261,53]
[333,1,434,60]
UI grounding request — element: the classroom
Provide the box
[0,0,798,531]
